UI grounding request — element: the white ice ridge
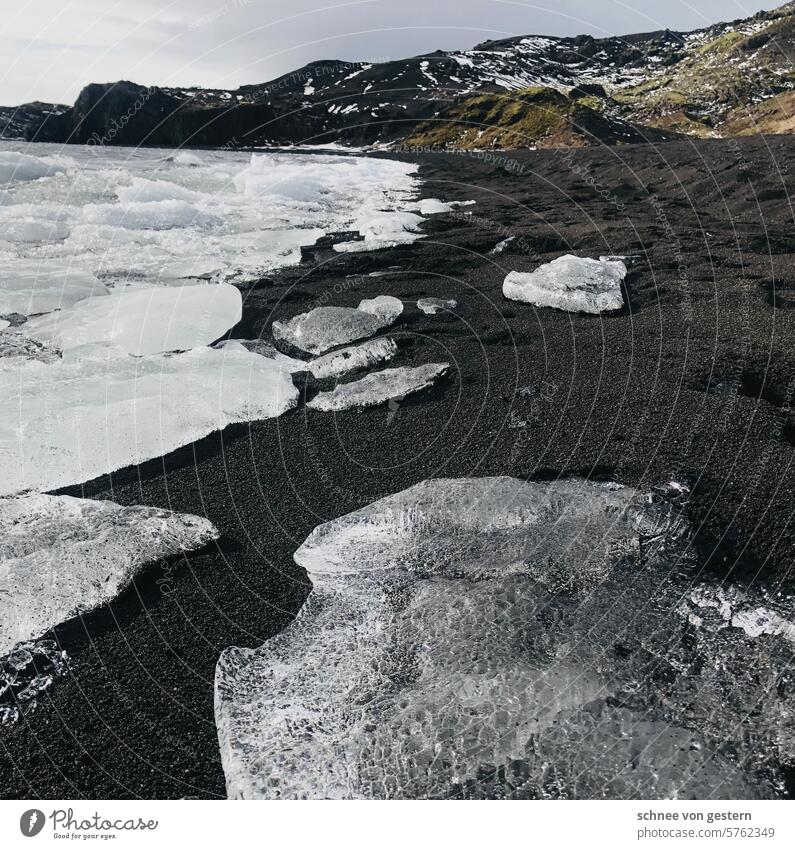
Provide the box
[22,283,242,356]
[214,478,694,799]
[0,345,298,495]
[417,297,457,315]
[503,255,626,314]
[307,363,448,412]
[0,150,67,183]
[0,492,218,655]
[272,305,396,355]
[308,337,398,379]
[0,262,108,316]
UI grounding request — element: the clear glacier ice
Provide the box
[272,306,395,355]
[215,477,792,799]
[308,337,397,379]
[503,255,626,314]
[22,283,242,356]
[0,492,219,655]
[356,295,403,323]
[417,297,457,315]
[0,345,299,495]
[307,363,448,412]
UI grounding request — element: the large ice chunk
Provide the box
[215,477,788,799]
[0,345,298,495]
[357,295,403,323]
[213,478,701,799]
[0,493,218,655]
[0,262,108,315]
[307,363,448,412]
[22,283,242,356]
[503,255,626,314]
[272,306,394,355]
[308,337,397,379]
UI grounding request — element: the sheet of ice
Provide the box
[216,338,306,373]
[216,477,777,800]
[0,492,218,655]
[0,262,107,316]
[357,295,403,323]
[22,283,242,356]
[503,255,626,314]
[417,297,457,315]
[272,306,394,355]
[308,337,397,379]
[0,345,299,495]
[0,142,422,287]
[307,363,448,412]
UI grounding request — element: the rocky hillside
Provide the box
[4,2,795,149]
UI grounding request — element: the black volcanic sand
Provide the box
[2,136,794,799]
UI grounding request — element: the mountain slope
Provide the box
[3,2,795,149]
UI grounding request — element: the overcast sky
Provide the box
[0,0,786,105]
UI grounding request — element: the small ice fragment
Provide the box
[0,493,219,654]
[417,297,457,315]
[307,363,448,412]
[308,337,397,379]
[503,255,626,314]
[22,283,242,356]
[0,262,108,315]
[357,295,403,323]
[416,198,454,214]
[489,236,516,255]
[0,319,8,330]
[272,306,394,355]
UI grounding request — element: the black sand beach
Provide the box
[2,136,794,799]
